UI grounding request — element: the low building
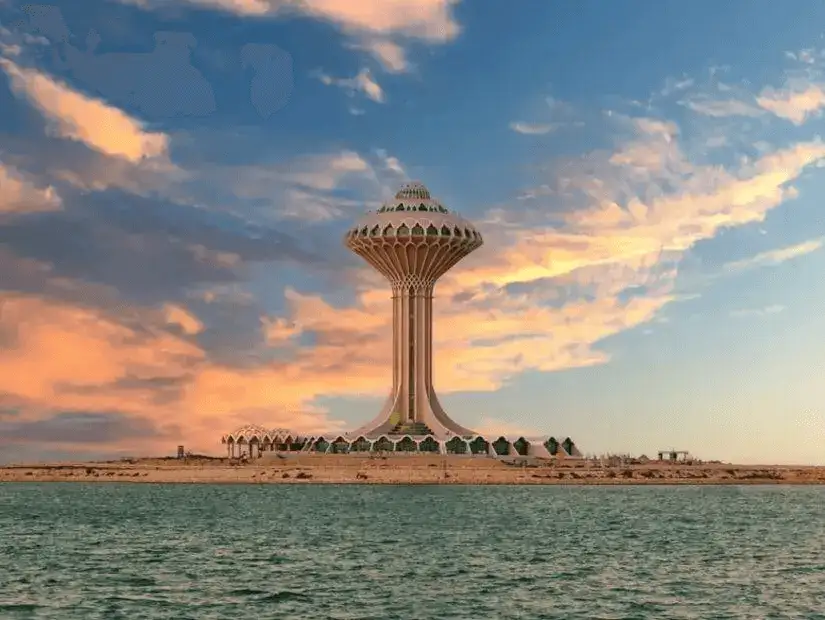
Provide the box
[220,425,582,458]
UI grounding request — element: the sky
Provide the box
[0,0,824,465]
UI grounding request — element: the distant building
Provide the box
[658,450,691,462]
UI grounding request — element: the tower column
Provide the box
[389,281,435,427]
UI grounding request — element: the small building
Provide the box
[657,450,691,463]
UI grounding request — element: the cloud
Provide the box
[163,304,204,335]
[0,161,62,214]
[0,291,347,451]
[117,0,461,71]
[677,48,825,126]
[317,68,385,103]
[0,293,203,411]
[0,187,320,305]
[509,121,556,135]
[729,304,785,319]
[359,39,408,73]
[725,238,825,273]
[375,149,405,175]
[683,97,764,118]
[0,411,168,445]
[472,417,545,439]
[0,58,170,163]
[757,82,825,125]
[11,6,218,119]
[198,149,404,222]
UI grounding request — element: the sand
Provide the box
[2,455,825,485]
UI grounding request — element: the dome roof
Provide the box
[375,181,450,215]
[221,425,300,442]
[227,424,269,439]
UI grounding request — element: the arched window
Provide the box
[383,224,394,236]
[395,203,405,211]
[418,203,428,211]
[470,437,490,455]
[396,437,417,452]
[493,437,511,456]
[440,225,451,236]
[370,225,380,236]
[411,224,425,236]
[426,224,438,236]
[418,437,440,453]
[398,224,410,236]
[446,437,468,454]
[331,437,350,454]
[454,227,463,238]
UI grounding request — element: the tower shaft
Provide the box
[392,283,434,427]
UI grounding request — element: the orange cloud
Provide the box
[0,161,62,214]
[757,82,825,125]
[163,304,204,335]
[0,58,169,162]
[168,0,461,41]
[118,0,459,71]
[0,293,202,409]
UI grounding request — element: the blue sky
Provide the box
[0,0,824,464]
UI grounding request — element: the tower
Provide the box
[344,181,483,439]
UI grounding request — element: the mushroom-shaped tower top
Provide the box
[343,181,482,286]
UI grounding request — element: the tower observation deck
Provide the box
[344,181,482,439]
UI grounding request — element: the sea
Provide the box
[1,483,824,619]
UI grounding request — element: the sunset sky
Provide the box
[1,0,824,464]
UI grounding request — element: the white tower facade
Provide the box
[344,181,483,439]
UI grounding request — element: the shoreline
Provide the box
[2,456,825,486]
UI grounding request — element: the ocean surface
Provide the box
[1,484,824,619]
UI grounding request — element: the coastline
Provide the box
[2,455,825,485]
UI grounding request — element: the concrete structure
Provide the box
[220,181,581,458]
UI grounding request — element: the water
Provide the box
[1,484,824,619]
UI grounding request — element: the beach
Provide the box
[2,455,824,485]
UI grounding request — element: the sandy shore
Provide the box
[2,455,825,485]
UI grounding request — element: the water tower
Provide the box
[344,181,482,439]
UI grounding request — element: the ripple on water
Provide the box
[2,484,825,619]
